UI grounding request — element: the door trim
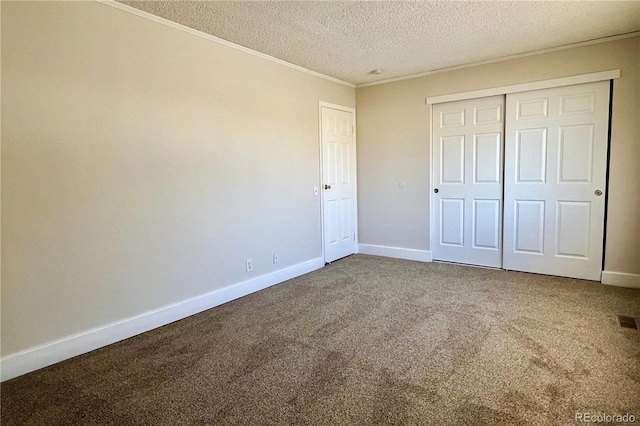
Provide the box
[426,70,619,105]
[318,102,358,263]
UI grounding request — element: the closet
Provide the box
[432,80,610,281]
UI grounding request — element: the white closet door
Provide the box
[432,96,505,268]
[503,81,610,281]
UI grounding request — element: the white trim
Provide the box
[428,99,437,266]
[601,271,640,289]
[318,105,325,262]
[94,0,355,88]
[0,257,324,382]
[319,102,358,263]
[357,32,638,89]
[358,244,432,263]
[426,70,619,105]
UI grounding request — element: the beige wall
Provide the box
[2,1,638,362]
[1,1,354,356]
[356,37,640,275]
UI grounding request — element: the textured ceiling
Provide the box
[119,1,640,85]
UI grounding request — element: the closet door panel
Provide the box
[432,95,505,268]
[503,81,610,281]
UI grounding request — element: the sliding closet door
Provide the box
[432,96,505,268]
[503,81,610,281]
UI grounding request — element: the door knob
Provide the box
[434,188,439,193]
[595,189,602,196]
[324,184,331,190]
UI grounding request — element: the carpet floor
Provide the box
[2,254,639,425]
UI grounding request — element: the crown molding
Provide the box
[357,31,639,89]
[95,0,356,88]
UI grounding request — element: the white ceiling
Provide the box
[119,1,640,86]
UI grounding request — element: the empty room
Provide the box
[2,1,639,424]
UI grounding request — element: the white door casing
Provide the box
[503,81,610,281]
[321,105,356,263]
[432,96,505,268]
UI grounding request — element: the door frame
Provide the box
[428,70,619,278]
[318,101,358,263]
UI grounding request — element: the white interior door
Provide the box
[321,105,356,263]
[432,96,505,268]
[503,81,610,281]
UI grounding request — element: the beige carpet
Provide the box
[2,254,639,425]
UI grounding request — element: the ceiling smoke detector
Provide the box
[370,69,383,75]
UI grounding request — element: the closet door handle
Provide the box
[434,188,439,194]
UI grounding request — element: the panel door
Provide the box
[321,106,356,263]
[503,81,610,280]
[432,96,505,268]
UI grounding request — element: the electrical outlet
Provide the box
[246,259,253,272]
[273,252,279,264]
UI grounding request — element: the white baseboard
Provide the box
[601,271,640,289]
[358,244,432,262]
[0,257,324,382]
